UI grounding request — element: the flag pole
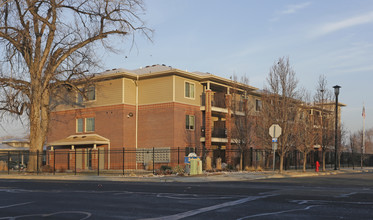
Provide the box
[361,104,366,169]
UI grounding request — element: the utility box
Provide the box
[185,153,202,175]
[189,158,203,175]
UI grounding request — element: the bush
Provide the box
[41,165,53,173]
[160,165,172,171]
[173,165,185,175]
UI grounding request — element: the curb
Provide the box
[0,168,371,183]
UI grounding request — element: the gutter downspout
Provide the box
[135,75,139,169]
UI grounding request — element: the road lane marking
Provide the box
[115,191,238,200]
[291,199,373,205]
[337,192,357,198]
[0,211,92,220]
[236,205,319,219]
[140,194,276,220]
[0,202,34,209]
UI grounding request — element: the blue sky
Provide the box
[1,0,372,137]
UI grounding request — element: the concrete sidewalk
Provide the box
[0,167,372,183]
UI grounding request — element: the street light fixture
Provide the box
[333,85,341,170]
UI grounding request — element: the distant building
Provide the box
[0,138,30,151]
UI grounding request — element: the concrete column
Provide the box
[205,89,213,158]
[225,94,232,164]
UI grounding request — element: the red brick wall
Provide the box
[138,102,202,149]
[48,104,136,150]
[48,102,202,152]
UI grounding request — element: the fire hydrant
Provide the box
[315,161,320,172]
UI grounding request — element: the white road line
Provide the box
[0,211,92,220]
[0,202,34,209]
[115,191,238,200]
[337,192,357,198]
[291,199,373,205]
[140,194,276,220]
[236,205,319,220]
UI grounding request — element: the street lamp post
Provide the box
[333,85,341,170]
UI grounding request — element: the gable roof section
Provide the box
[93,64,258,91]
[48,134,110,146]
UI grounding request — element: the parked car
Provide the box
[8,161,26,170]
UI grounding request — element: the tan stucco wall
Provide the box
[174,76,202,106]
[138,76,173,104]
[54,78,124,111]
[123,78,136,105]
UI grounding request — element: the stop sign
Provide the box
[269,124,282,138]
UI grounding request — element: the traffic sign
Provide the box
[272,138,278,143]
[269,124,282,138]
[272,143,278,151]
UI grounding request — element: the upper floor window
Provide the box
[77,86,96,103]
[76,118,84,133]
[185,115,195,130]
[85,117,95,132]
[185,82,195,99]
[255,99,262,111]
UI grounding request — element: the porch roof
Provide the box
[48,134,110,146]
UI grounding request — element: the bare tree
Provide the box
[0,0,151,171]
[348,131,359,169]
[230,75,256,170]
[261,56,299,173]
[314,75,334,171]
[294,90,316,172]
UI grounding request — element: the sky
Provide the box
[1,0,372,137]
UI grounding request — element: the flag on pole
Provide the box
[362,106,366,119]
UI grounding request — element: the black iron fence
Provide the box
[0,148,372,175]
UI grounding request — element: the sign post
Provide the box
[269,124,282,171]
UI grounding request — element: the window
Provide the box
[77,86,95,103]
[87,86,95,100]
[255,99,262,111]
[85,117,95,132]
[185,82,195,99]
[77,91,84,103]
[186,115,195,130]
[76,118,84,133]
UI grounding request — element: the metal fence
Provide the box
[0,148,372,175]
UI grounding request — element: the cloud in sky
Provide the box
[270,2,311,22]
[280,2,311,14]
[313,11,373,37]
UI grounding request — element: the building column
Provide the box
[225,93,232,164]
[205,89,213,158]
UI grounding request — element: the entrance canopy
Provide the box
[48,134,110,147]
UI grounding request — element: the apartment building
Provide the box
[47,64,260,169]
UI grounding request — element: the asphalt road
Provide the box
[0,173,372,219]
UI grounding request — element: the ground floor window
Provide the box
[185,115,195,130]
[85,117,95,132]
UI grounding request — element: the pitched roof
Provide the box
[47,134,110,146]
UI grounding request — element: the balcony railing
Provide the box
[201,92,226,108]
[231,101,244,112]
[201,127,227,138]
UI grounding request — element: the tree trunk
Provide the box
[28,102,44,172]
[303,152,307,172]
[240,151,243,171]
[28,81,45,172]
[265,151,270,168]
[322,149,326,172]
[279,153,284,173]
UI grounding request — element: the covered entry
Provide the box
[47,134,110,170]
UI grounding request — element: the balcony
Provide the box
[201,127,227,138]
[201,92,226,108]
